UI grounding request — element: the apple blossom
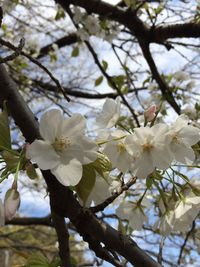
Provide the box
[0,199,5,226]
[126,124,173,178]
[4,188,20,221]
[116,201,148,230]
[96,97,121,128]
[167,114,200,164]
[26,109,98,186]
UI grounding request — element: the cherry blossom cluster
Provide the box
[97,97,200,178]
[72,7,119,42]
[25,97,200,236]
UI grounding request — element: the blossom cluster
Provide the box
[98,97,200,179]
[72,7,119,42]
[25,96,200,235]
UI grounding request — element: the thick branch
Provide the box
[0,64,161,267]
[38,33,78,58]
[52,212,72,267]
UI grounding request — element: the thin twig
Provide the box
[0,38,25,63]
[177,221,196,265]
[90,176,137,213]
[0,38,70,102]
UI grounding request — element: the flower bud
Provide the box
[0,199,5,226]
[4,188,20,221]
[144,105,157,122]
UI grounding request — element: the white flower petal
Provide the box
[26,140,60,170]
[78,136,98,164]
[61,114,86,138]
[173,144,195,164]
[180,125,200,146]
[51,159,82,186]
[40,109,63,142]
[116,202,134,220]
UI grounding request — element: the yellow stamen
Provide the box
[142,143,154,152]
[117,142,126,153]
[52,137,71,152]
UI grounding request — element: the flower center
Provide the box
[142,143,154,152]
[52,137,71,152]
[171,133,181,144]
[117,142,126,153]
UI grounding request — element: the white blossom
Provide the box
[167,114,200,164]
[173,194,200,232]
[73,7,84,24]
[96,97,121,128]
[84,15,101,35]
[173,71,190,81]
[126,124,173,178]
[116,201,148,230]
[76,28,89,41]
[85,175,121,207]
[153,211,174,236]
[103,131,132,173]
[26,109,98,187]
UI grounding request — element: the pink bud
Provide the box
[144,105,157,122]
[4,189,20,221]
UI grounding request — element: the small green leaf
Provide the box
[146,177,154,189]
[95,76,103,87]
[71,46,79,57]
[55,8,65,21]
[102,60,108,71]
[92,153,112,177]
[0,102,11,149]
[26,253,50,267]
[75,164,96,205]
[2,151,19,171]
[49,257,61,267]
[26,163,38,180]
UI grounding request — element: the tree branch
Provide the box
[38,33,78,58]
[52,212,72,267]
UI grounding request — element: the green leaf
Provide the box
[92,153,112,177]
[2,151,19,171]
[49,257,61,267]
[26,163,38,180]
[55,8,65,21]
[146,177,154,189]
[71,46,79,57]
[95,76,103,87]
[26,253,50,267]
[123,0,136,8]
[102,60,108,71]
[75,164,96,205]
[0,102,11,149]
